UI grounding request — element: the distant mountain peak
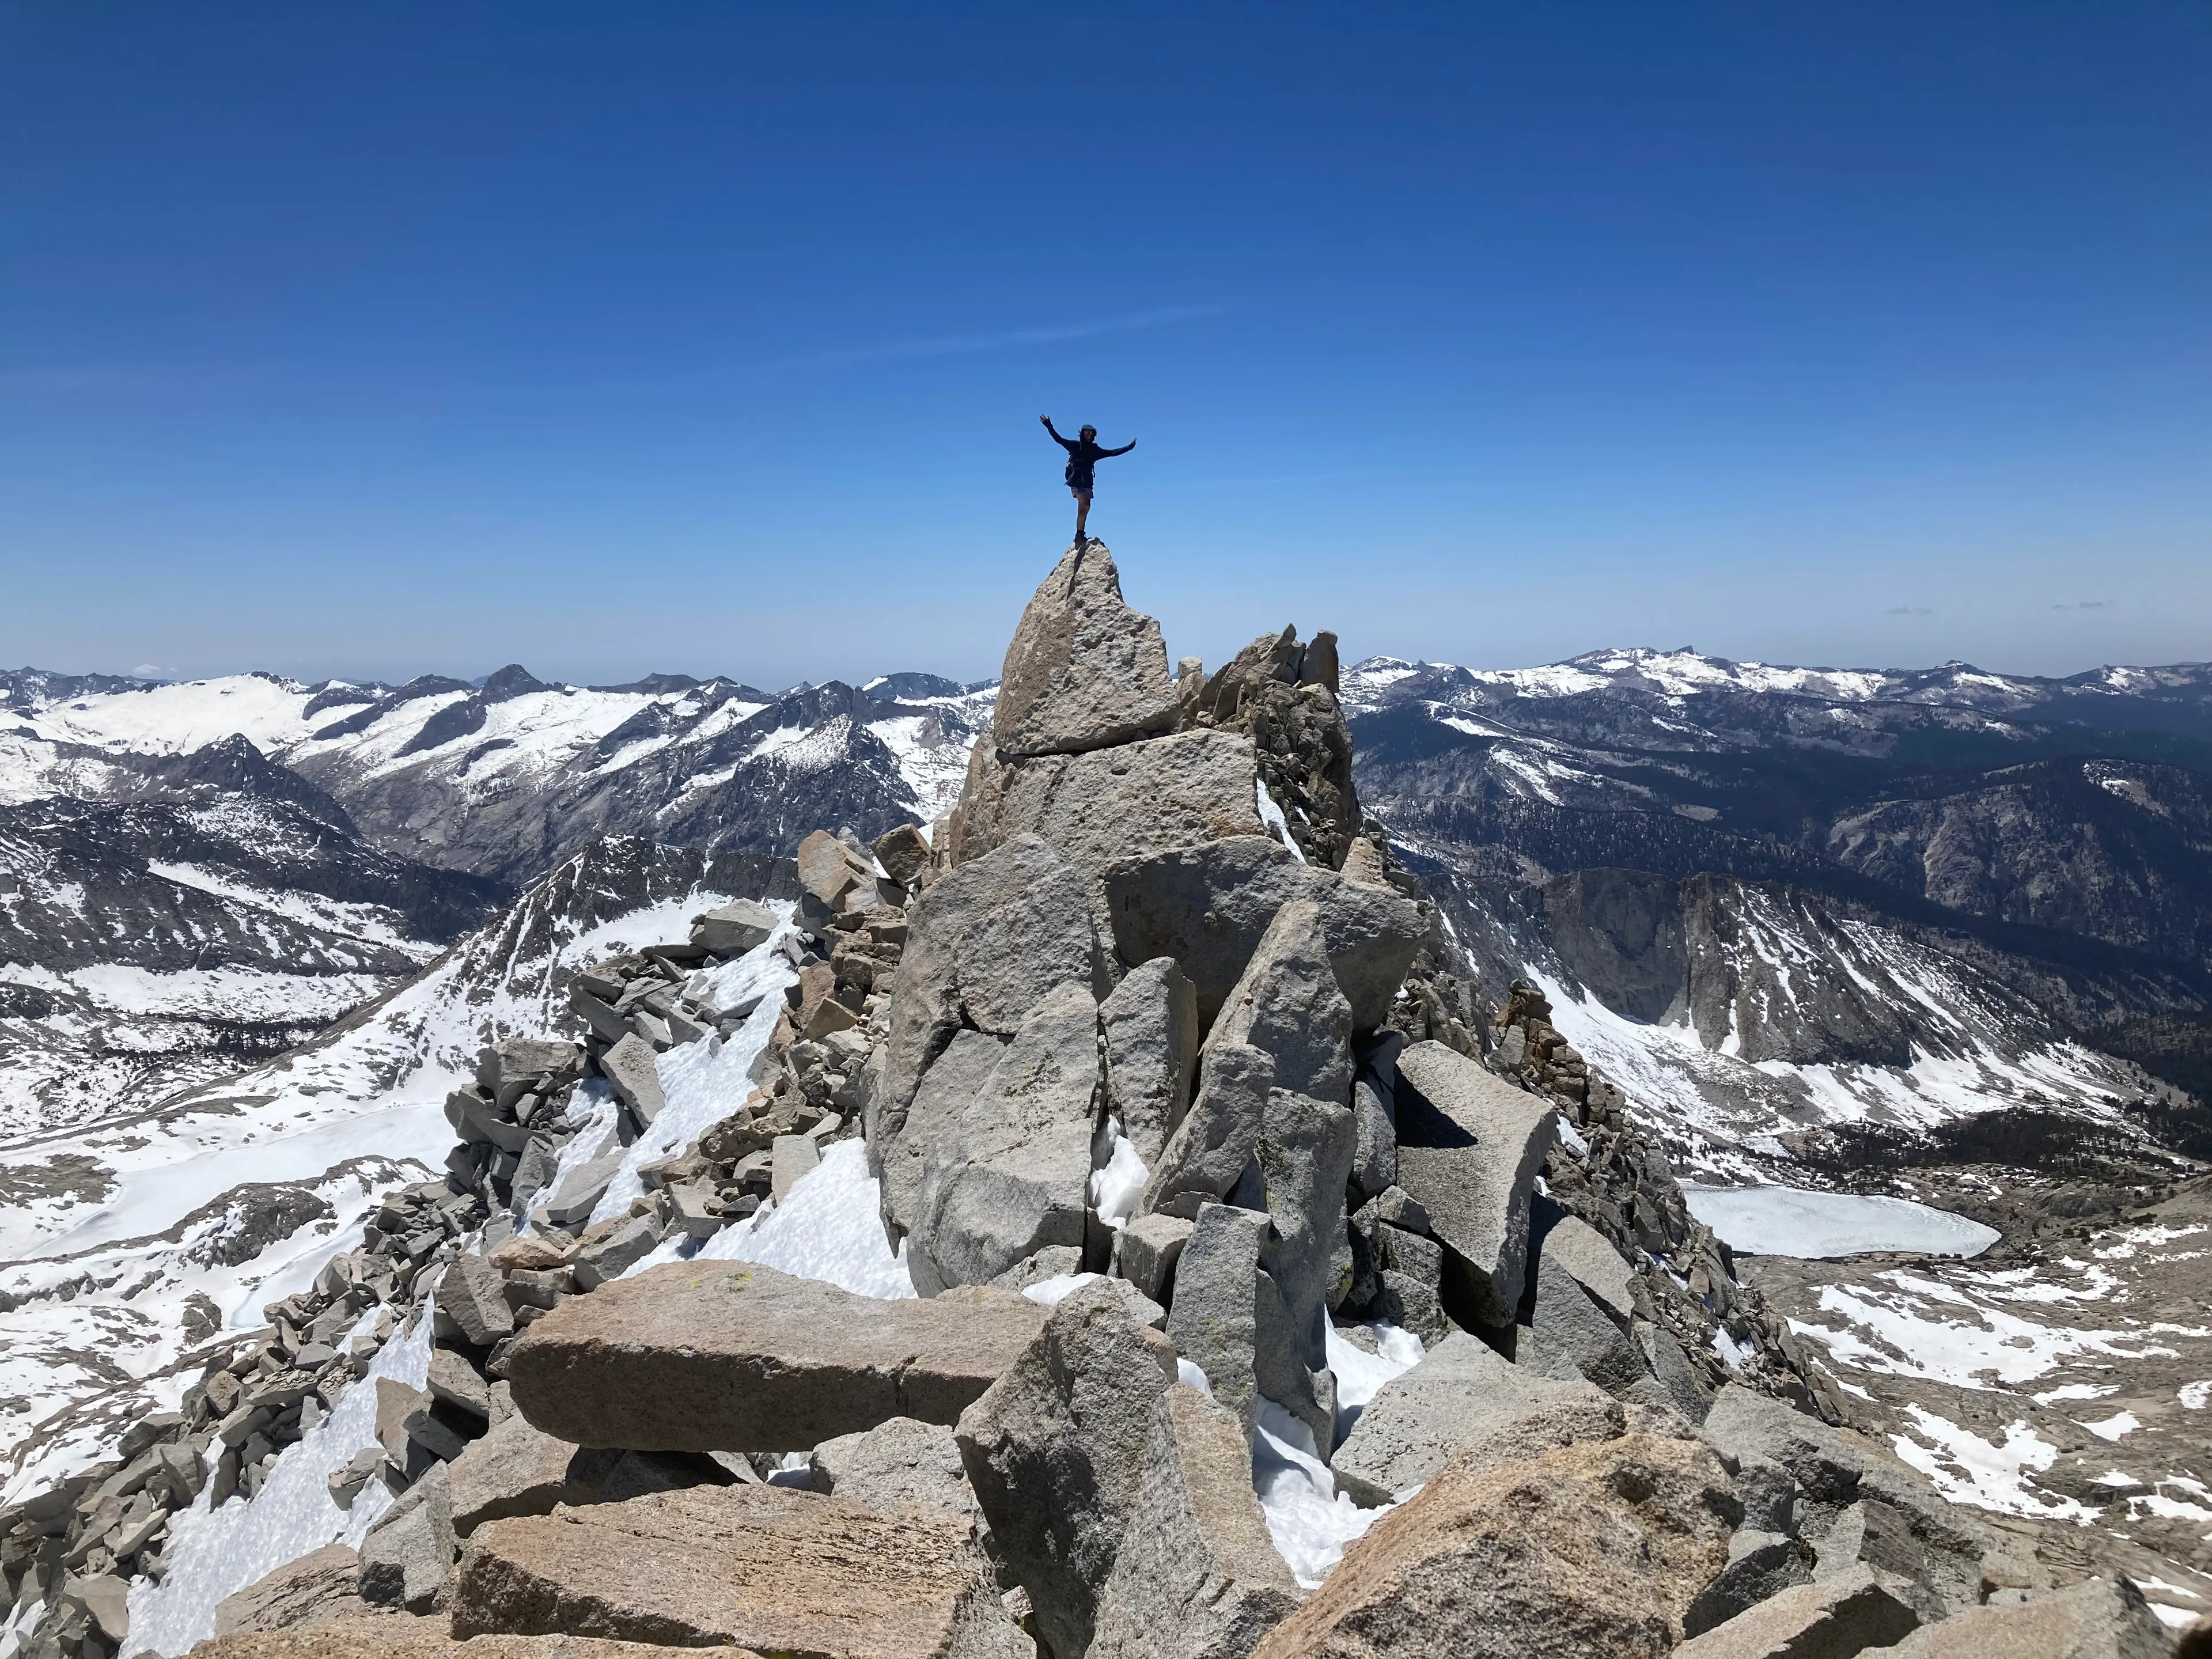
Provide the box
[479,664,550,702]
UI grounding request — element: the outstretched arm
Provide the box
[1100,438,1137,457]
[1040,415,1077,452]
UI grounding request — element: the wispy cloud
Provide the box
[1886,605,1935,616]
[2053,600,2110,611]
[1,306,1227,407]
[456,304,1234,402]
[816,304,1228,366]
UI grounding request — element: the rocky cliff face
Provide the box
[9,558,2177,1659]
[1825,756,2212,969]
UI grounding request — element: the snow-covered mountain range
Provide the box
[10,645,2211,1183]
[7,665,991,885]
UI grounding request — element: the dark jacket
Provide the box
[1044,421,1134,490]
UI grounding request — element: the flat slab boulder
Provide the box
[194,1621,766,1658]
[1882,1576,2172,1657]
[210,1545,375,1637]
[1330,1331,1623,1506]
[1673,1567,1918,1658]
[446,1413,620,1537]
[505,1262,1047,1451]
[1389,1041,1556,1327]
[691,898,777,956]
[1253,1431,1736,1659]
[597,1035,665,1126]
[479,1039,584,1091]
[450,1483,1025,1659]
[1534,1207,1637,1324]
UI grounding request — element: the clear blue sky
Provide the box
[3,2,2207,690]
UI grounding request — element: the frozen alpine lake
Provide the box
[1684,1184,2000,1259]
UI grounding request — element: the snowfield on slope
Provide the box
[1525,946,2140,1184]
[123,1301,435,1656]
[112,1132,904,1656]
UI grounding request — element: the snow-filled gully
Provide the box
[123,1302,434,1655]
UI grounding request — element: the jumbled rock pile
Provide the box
[13,540,2180,1659]
[1,831,922,1659]
[0,1178,487,1659]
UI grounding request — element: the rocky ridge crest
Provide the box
[4,547,2183,1659]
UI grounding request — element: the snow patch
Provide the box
[586,928,798,1226]
[2034,1382,2118,1406]
[745,717,854,774]
[1088,1121,1148,1229]
[1020,1273,1107,1310]
[1786,1270,2181,1392]
[29,676,320,757]
[145,864,430,956]
[58,963,388,1025]
[1255,781,1306,862]
[1252,1399,1396,1587]
[1324,1322,1423,1441]
[1891,1403,2093,1522]
[866,713,979,824]
[696,1139,915,1300]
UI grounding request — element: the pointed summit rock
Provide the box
[994,541,1180,759]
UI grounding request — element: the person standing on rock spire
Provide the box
[1040,415,1134,547]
